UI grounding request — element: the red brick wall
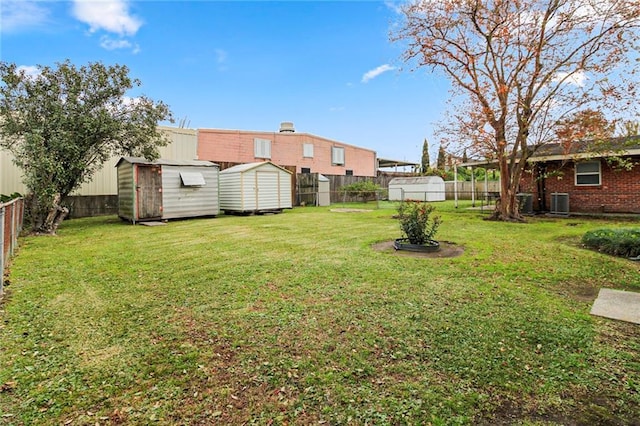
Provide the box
[197,129,377,177]
[519,156,640,213]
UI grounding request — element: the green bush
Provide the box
[0,192,23,203]
[338,180,381,202]
[397,201,441,245]
[582,228,640,258]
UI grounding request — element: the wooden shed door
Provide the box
[137,165,163,219]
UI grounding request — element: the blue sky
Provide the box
[1,1,452,165]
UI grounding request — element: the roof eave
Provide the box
[528,148,640,163]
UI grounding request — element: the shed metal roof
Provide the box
[389,176,445,185]
[116,157,218,168]
[220,161,293,175]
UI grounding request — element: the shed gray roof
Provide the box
[220,161,293,174]
[116,157,219,168]
[389,176,445,185]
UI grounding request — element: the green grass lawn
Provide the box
[1,202,639,425]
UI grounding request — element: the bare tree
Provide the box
[393,0,640,220]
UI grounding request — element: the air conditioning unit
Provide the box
[550,193,569,215]
[516,193,533,215]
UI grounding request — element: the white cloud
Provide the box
[121,96,142,106]
[384,0,404,15]
[17,65,41,78]
[99,35,140,53]
[16,65,40,81]
[0,0,50,33]
[214,48,228,71]
[100,36,131,50]
[72,0,142,36]
[553,70,587,87]
[215,49,227,64]
[361,64,396,83]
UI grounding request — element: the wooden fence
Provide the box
[1,197,25,295]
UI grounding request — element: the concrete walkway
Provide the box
[590,288,640,324]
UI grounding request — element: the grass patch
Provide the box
[1,202,639,424]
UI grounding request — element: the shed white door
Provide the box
[256,171,279,210]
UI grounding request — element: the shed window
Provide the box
[254,138,272,159]
[332,146,345,166]
[575,161,601,186]
[303,143,314,158]
[180,172,206,186]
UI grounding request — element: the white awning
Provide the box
[180,172,206,186]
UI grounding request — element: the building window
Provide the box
[575,161,601,186]
[303,143,314,158]
[254,138,271,159]
[345,170,353,176]
[331,146,345,166]
[301,167,311,174]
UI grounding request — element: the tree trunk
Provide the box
[41,194,69,234]
[29,193,69,235]
[487,154,524,222]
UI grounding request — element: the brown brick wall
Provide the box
[197,129,377,177]
[519,156,640,213]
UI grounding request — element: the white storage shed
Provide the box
[317,174,330,207]
[220,161,293,214]
[117,157,220,223]
[388,176,446,202]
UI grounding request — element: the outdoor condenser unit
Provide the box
[516,193,534,215]
[550,193,569,215]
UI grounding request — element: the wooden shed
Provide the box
[389,176,446,202]
[116,157,219,223]
[219,161,292,214]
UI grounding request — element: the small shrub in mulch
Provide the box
[582,228,640,258]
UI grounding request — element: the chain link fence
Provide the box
[1,197,25,295]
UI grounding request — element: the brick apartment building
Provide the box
[197,122,378,177]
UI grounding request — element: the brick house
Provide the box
[518,136,640,214]
[197,122,378,177]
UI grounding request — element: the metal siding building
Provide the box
[117,157,219,223]
[1,126,198,196]
[219,161,292,213]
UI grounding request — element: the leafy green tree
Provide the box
[421,138,431,173]
[436,144,446,170]
[0,61,172,234]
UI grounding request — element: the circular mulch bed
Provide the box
[371,240,464,258]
